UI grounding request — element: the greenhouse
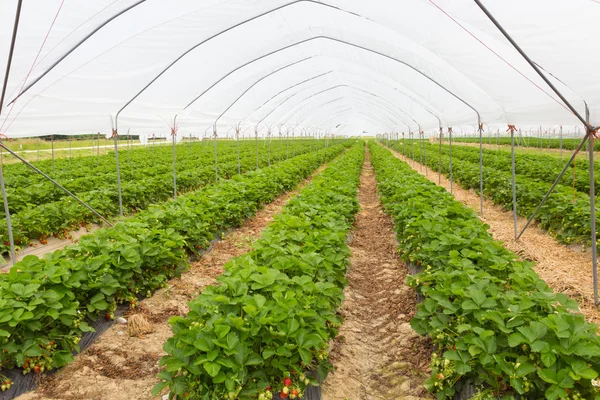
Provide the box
[0,1,599,399]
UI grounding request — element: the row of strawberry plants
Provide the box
[4,139,322,212]
[451,136,600,151]
[0,141,322,256]
[154,143,365,399]
[399,141,599,195]
[390,140,596,246]
[369,142,600,400]
[0,142,352,385]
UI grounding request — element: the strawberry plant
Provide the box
[370,142,600,400]
[0,142,352,374]
[154,144,365,399]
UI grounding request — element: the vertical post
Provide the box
[478,122,484,214]
[112,130,124,217]
[509,125,518,240]
[560,125,563,159]
[213,128,219,182]
[51,134,55,173]
[419,130,423,172]
[171,127,177,199]
[152,133,155,165]
[267,129,272,166]
[255,128,259,169]
[449,127,453,194]
[438,127,442,184]
[236,127,241,175]
[0,148,16,262]
[590,132,598,305]
[402,132,405,156]
[423,131,428,177]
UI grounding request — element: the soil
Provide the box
[15,163,330,400]
[322,150,433,400]
[387,144,600,324]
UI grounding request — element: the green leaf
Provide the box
[203,361,221,378]
[538,368,557,384]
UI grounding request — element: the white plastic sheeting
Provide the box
[0,0,598,138]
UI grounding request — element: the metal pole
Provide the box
[267,129,271,166]
[0,142,113,226]
[0,148,16,262]
[449,128,453,194]
[403,132,405,156]
[438,127,442,184]
[419,130,423,172]
[423,131,428,177]
[236,127,241,175]
[255,129,259,169]
[171,127,177,199]
[51,134,55,173]
[510,126,518,240]
[478,122,484,214]
[0,0,23,112]
[213,128,219,182]
[112,131,124,217]
[560,125,563,159]
[589,131,598,306]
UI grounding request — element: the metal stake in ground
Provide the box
[438,127,442,184]
[171,122,177,200]
[236,125,241,175]
[448,127,453,194]
[478,122,484,214]
[509,125,518,240]
[213,127,219,182]
[112,129,124,217]
[587,105,599,306]
[0,147,16,262]
[423,131,428,177]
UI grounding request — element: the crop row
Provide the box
[451,136,598,151]
[398,140,599,194]
[390,140,597,246]
[369,142,600,400]
[3,139,320,211]
[0,142,351,387]
[0,141,324,256]
[154,143,365,399]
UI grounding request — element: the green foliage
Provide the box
[0,142,352,373]
[0,140,325,255]
[392,140,597,246]
[155,144,364,399]
[369,142,600,400]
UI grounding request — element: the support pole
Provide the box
[423,131,428,177]
[438,127,442,184]
[448,127,453,194]
[171,127,177,199]
[586,101,599,306]
[255,128,259,169]
[236,126,241,175]
[112,130,124,217]
[509,125,518,240]
[0,148,16,262]
[478,122,484,214]
[267,128,272,166]
[213,128,219,182]
[560,125,563,159]
[50,134,55,173]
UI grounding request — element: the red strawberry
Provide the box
[34,365,41,373]
[283,378,292,387]
[280,392,288,399]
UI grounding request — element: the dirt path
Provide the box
[386,144,600,324]
[16,163,331,400]
[322,150,432,400]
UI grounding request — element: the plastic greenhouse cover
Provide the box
[0,0,598,138]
